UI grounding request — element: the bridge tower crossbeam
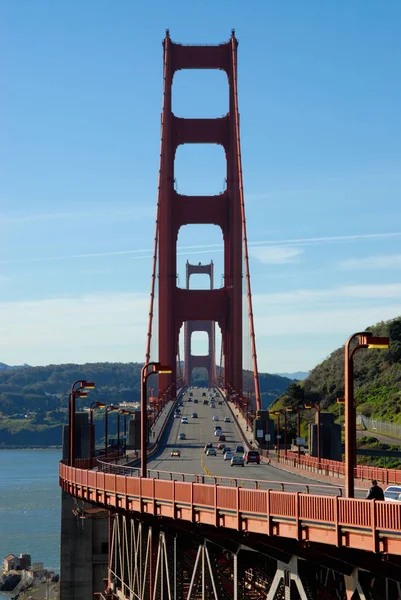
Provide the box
[157,30,244,399]
[183,260,216,387]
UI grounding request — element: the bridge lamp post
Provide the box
[117,409,133,455]
[271,410,286,460]
[123,410,135,447]
[344,332,389,498]
[304,403,321,468]
[141,362,172,478]
[69,380,95,467]
[89,402,106,464]
[105,405,119,457]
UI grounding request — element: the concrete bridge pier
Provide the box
[60,412,109,600]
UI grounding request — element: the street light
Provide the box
[89,402,106,464]
[105,405,120,456]
[344,331,389,498]
[141,362,172,478]
[68,380,95,466]
[271,410,288,459]
[304,403,321,468]
[118,409,134,455]
[123,410,135,449]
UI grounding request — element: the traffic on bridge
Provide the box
[58,30,401,600]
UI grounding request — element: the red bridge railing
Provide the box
[60,461,401,557]
[268,451,401,486]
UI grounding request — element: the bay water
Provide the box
[0,449,61,598]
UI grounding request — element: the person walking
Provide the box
[366,479,384,500]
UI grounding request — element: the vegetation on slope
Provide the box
[0,362,291,444]
[271,316,401,467]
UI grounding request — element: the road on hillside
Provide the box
[147,387,367,498]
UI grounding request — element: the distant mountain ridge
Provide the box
[0,362,30,371]
[275,371,309,381]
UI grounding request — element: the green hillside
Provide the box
[302,316,401,422]
[0,362,291,445]
[270,317,401,468]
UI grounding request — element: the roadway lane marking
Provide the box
[199,409,214,476]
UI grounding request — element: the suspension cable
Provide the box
[230,35,262,412]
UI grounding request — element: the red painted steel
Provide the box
[229,36,261,411]
[183,261,216,387]
[157,31,245,396]
[271,451,401,486]
[59,462,401,556]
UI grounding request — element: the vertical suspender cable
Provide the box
[145,33,170,364]
[230,35,262,412]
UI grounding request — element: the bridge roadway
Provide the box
[146,387,365,497]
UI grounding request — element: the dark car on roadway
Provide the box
[245,450,260,465]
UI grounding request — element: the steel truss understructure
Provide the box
[103,511,401,600]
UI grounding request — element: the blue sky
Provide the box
[1,1,400,373]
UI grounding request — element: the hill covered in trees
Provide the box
[274,316,401,421]
[0,362,291,444]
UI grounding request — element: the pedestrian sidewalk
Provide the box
[223,393,255,449]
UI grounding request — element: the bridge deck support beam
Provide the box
[266,557,309,600]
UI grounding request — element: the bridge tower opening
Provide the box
[183,260,216,387]
[157,30,244,398]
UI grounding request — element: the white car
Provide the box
[181,417,188,424]
[206,448,217,456]
[224,417,230,423]
[384,485,401,501]
[212,415,219,421]
[214,429,222,436]
[231,454,245,467]
[224,451,234,461]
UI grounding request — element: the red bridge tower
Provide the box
[183,260,216,387]
[157,30,244,397]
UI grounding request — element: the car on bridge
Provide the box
[179,433,186,440]
[224,417,230,423]
[214,429,222,436]
[245,450,260,465]
[231,454,245,467]
[224,451,234,461]
[218,434,226,442]
[181,417,188,424]
[206,447,217,456]
[222,447,232,456]
[194,399,198,403]
[217,443,225,450]
[212,415,220,421]
[174,412,181,418]
[170,449,181,457]
[384,485,401,501]
[235,445,244,454]
[204,443,213,453]
[191,412,198,418]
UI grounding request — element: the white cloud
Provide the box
[1,205,154,225]
[254,305,401,337]
[340,254,401,270]
[0,293,150,365]
[2,231,400,265]
[0,288,399,371]
[253,283,401,305]
[249,246,302,264]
